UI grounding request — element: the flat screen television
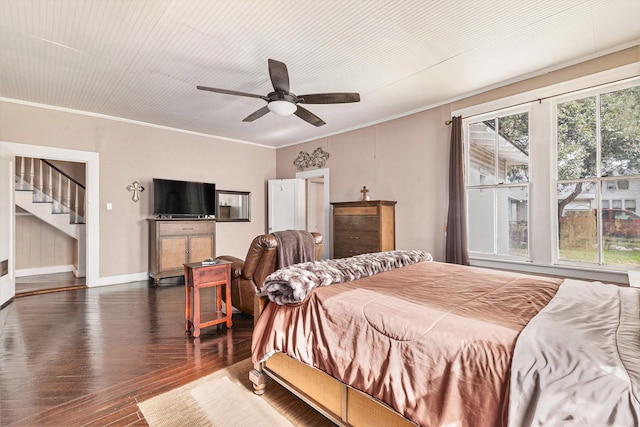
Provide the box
[153,178,216,217]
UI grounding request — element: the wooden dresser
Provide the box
[148,219,216,283]
[331,200,396,258]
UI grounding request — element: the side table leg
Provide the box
[225,279,233,328]
[184,267,192,333]
[193,285,201,338]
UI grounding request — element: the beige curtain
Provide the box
[445,116,469,265]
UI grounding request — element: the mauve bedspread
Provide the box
[252,261,562,426]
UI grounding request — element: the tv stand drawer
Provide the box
[158,220,215,236]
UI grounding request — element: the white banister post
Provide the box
[31,159,36,192]
[40,160,46,202]
[47,164,52,205]
[65,178,71,214]
[57,173,62,213]
[74,183,80,223]
[19,157,25,189]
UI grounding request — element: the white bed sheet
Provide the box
[509,279,640,426]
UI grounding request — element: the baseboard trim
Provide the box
[90,272,149,288]
[16,265,74,277]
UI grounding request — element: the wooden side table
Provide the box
[184,260,232,338]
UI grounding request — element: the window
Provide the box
[466,111,530,259]
[556,84,640,268]
[459,73,640,280]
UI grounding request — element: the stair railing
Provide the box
[15,156,86,224]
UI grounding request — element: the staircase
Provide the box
[14,157,86,276]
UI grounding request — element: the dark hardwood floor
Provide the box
[15,271,86,295]
[0,278,254,426]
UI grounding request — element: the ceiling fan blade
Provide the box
[294,106,326,127]
[268,59,290,93]
[197,86,267,100]
[242,105,270,122]
[298,93,361,104]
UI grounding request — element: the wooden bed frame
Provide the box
[249,294,414,427]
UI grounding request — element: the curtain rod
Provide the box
[444,74,639,125]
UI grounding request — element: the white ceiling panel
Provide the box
[0,0,638,147]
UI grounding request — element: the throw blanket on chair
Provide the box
[263,250,432,305]
[273,230,316,269]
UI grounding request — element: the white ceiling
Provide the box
[1,1,639,148]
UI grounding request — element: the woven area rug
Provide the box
[138,358,334,426]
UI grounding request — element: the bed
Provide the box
[249,250,640,426]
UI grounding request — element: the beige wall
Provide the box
[48,159,86,186]
[15,209,74,270]
[277,107,451,261]
[2,45,638,280]
[0,102,275,281]
[276,45,640,263]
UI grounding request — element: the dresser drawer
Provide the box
[333,206,378,216]
[158,221,215,236]
[334,231,379,248]
[334,215,378,232]
[334,245,378,258]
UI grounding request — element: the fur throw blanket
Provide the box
[262,250,432,305]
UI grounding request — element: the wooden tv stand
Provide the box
[148,218,216,284]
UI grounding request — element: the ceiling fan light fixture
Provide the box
[268,100,297,116]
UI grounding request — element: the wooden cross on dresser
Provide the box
[360,186,369,201]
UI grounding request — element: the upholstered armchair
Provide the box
[217,232,323,318]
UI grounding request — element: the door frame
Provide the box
[0,153,14,306]
[0,141,99,286]
[296,168,330,259]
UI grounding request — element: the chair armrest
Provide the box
[216,255,244,278]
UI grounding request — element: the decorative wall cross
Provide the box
[126,181,145,202]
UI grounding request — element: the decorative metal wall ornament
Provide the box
[293,147,330,171]
[126,181,145,202]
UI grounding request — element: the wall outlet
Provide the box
[106,202,113,210]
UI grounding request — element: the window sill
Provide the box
[469,257,628,285]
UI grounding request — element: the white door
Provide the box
[268,179,305,233]
[296,168,331,259]
[0,153,15,306]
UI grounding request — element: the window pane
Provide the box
[602,179,640,268]
[626,200,636,212]
[468,188,495,253]
[557,182,598,263]
[497,113,529,183]
[497,186,528,257]
[467,187,529,258]
[601,86,640,177]
[468,120,498,186]
[557,97,597,179]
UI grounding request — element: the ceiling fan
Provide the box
[197,59,360,127]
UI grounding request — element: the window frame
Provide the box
[464,105,533,262]
[453,67,639,284]
[551,78,640,270]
